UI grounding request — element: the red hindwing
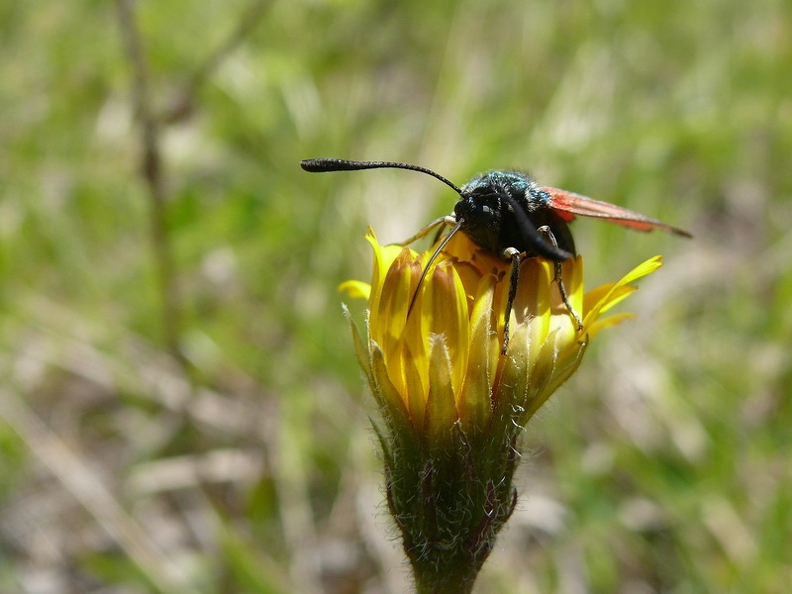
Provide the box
[542,187,692,238]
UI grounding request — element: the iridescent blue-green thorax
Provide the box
[455,171,576,259]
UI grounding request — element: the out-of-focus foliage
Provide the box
[0,0,790,593]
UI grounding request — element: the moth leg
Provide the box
[502,194,572,261]
[537,226,584,331]
[501,247,522,355]
[398,215,456,246]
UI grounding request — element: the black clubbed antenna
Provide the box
[301,158,463,195]
[301,157,468,319]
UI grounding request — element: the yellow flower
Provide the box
[342,227,662,443]
[341,225,664,592]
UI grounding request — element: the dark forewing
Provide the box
[542,187,692,238]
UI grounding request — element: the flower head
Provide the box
[342,227,661,444]
[341,226,662,593]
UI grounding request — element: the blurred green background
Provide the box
[1,0,790,592]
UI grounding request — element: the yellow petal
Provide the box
[587,312,635,338]
[421,262,469,392]
[584,256,663,327]
[366,230,416,320]
[402,343,428,428]
[339,280,371,300]
[374,249,419,369]
[423,336,458,444]
[457,273,498,431]
[370,342,414,434]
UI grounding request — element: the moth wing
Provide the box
[542,187,692,238]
